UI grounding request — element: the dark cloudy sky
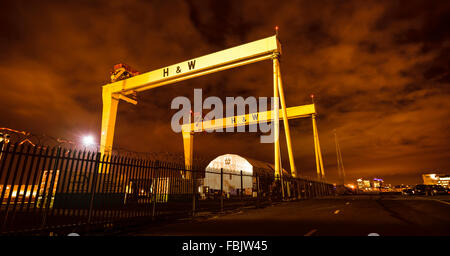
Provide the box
[1,0,449,185]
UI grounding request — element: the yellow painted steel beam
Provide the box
[181,104,316,169]
[275,58,297,177]
[181,104,316,133]
[315,118,325,180]
[100,87,119,156]
[100,35,281,157]
[312,114,325,180]
[182,131,194,172]
[273,57,280,180]
[104,36,281,95]
[112,94,138,105]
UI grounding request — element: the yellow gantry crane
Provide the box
[99,32,317,179]
[181,103,326,180]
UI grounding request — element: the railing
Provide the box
[0,142,334,235]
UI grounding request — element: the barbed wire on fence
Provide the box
[1,127,328,183]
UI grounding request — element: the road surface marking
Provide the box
[304,229,317,236]
[431,199,450,206]
[334,210,340,214]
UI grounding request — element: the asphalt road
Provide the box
[129,195,450,236]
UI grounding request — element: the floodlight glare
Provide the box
[82,135,95,146]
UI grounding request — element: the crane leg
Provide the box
[182,131,194,179]
[275,59,297,177]
[272,57,280,179]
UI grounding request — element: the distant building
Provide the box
[356,178,384,191]
[373,178,383,189]
[357,178,370,190]
[422,174,450,188]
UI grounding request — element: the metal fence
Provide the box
[0,142,334,235]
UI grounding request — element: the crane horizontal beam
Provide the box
[181,104,316,133]
[103,35,281,96]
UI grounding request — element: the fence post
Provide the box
[315,182,318,197]
[40,147,61,232]
[256,173,260,208]
[192,168,196,217]
[240,170,243,201]
[308,181,311,198]
[87,152,101,233]
[220,168,223,212]
[312,182,315,198]
[152,160,159,220]
[317,182,320,197]
[268,176,273,204]
[313,182,316,198]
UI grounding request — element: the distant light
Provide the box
[82,135,95,146]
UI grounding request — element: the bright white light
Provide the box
[82,135,95,146]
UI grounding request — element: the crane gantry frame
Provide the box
[100,34,297,177]
[182,103,325,180]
